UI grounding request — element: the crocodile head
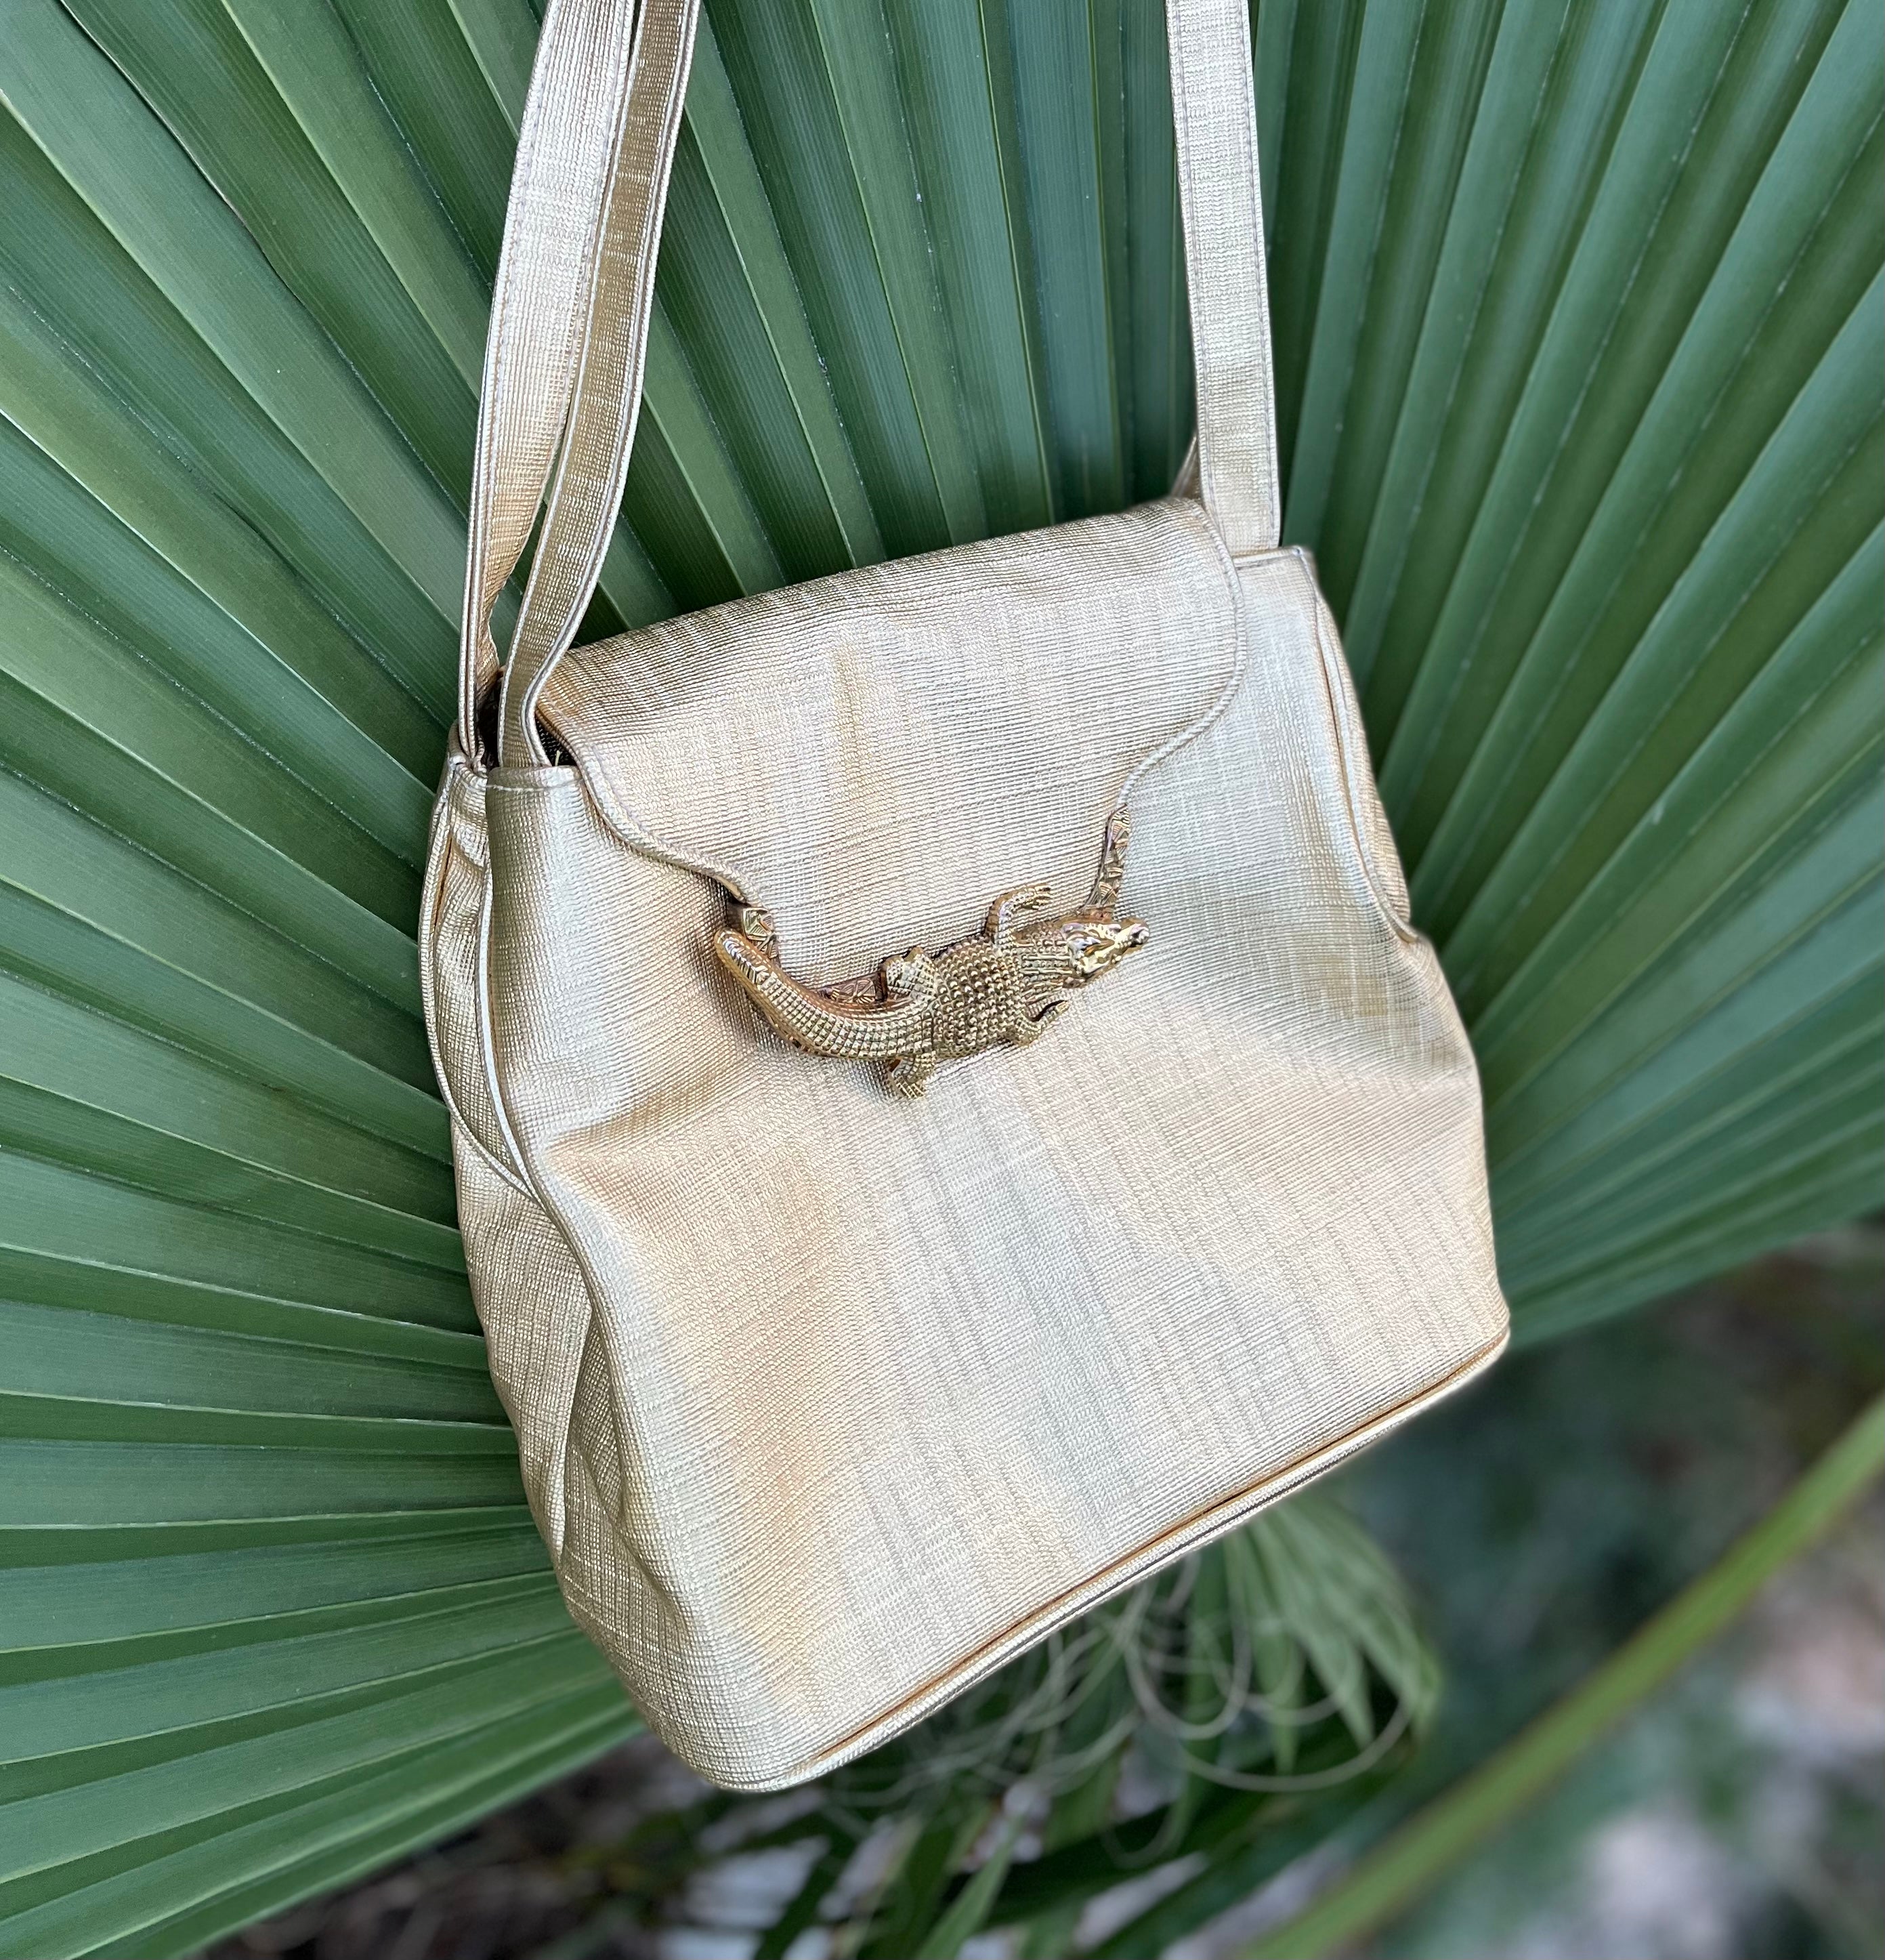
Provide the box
[1019,911,1150,990]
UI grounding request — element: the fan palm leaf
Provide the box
[0,0,1877,1951]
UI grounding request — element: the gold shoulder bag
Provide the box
[423,0,1510,1790]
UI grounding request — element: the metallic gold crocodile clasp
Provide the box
[713,812,1147,1096]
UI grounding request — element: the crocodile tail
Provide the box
[713,930,927,1062]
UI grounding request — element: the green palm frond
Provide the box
[0,0,1878,1951]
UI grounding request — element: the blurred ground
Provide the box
[1349,1224,1884,1960]
[205,1224,1884,1960]
[1181,1221,1885,1960]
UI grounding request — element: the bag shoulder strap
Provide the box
[1167,0,1282,560]
[469,0,1279,768]
[459,0,700,765]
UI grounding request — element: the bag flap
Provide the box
[536,497,1242,982]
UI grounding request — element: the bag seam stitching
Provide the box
[1290,552,1423,944]
[704,1322,1510,1791]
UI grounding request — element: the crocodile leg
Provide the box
[881,949,932,996]
[887,1054,937,1096]
[1010,1001,1065,1046]
[1086,808,1132,917]
[987,884,1053,946]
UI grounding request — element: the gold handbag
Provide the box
[423,0,1508,1791]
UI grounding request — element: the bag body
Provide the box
[427,0,1507,1792]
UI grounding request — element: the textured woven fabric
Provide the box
[423,0,1508,1791]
